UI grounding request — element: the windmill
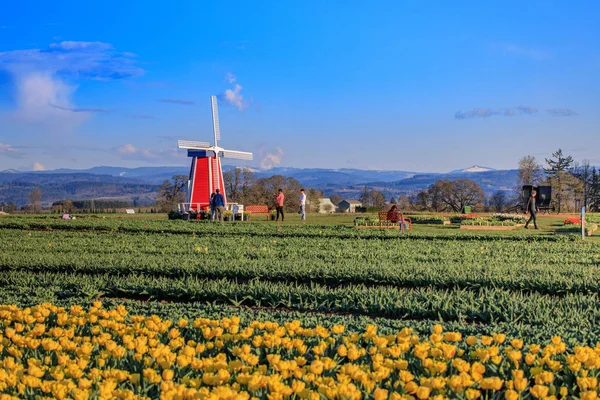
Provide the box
[177,96,253,211]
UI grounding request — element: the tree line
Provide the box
[517,149,599,213]
[406,149,600,213]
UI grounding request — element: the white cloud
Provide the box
[219,83,248,111]
[0,41,143,81]
[455,106,539,119]
[116,143,185,162]
[49,104,110,113]
[0,143,23,158]
[259,146,284,169]
[225,72,236,84]
[158,98,195,105]
[12,73,89,127]
[0,41,143,131]
[547,108,578,117]
[33,161,46,171]
[49,41,112,51]
[501,43,552,60]
[217,73,250,112]
[117,144,138,154]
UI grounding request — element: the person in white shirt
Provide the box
[299,189,307,223]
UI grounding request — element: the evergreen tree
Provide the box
[307,188,324,213]
[544,149,574,213]
[589,167,600,212]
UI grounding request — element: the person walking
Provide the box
[276,189,285,222]
[525,190,539,229]
[299,189,306,223]
[213,189,226,222]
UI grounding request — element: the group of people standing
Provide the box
[208,189,226,221]
[208,188,307,223]
[275,188,306,223]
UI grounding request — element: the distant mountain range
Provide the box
[0,165,518,207]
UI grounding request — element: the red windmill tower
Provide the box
[177,96,253,211]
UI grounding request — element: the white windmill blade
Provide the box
[211,95,220,142]
[177,140,211,149]
[220,150,254,160]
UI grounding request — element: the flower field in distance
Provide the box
[0,215,599,399]
[2,302,600,400]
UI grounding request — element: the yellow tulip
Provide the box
[416,386,431,400]
[492,334,506,344]
[530,385,549,399]
[465,389,481,400]
[162,369,174,381]
[374,388,388,400]
[581,392,598,400]
[504,389,519,400]
[404,381,418,394]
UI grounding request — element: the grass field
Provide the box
[0,212,596,338]
[0,213,598,398]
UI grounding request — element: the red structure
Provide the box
[187,157,225,210]
[178,96,253,212]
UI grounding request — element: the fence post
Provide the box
[582,207,586,240]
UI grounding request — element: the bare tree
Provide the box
[489,190,507,212]
[63,200,73,213]
[572,160,593,209]
[359,187,386,210]
[359,187,371,207]
[29,188,42,213]
[431,180,484,213]
[223,168,256,204]
[250,175,303,211]
[517,155,543,187]
[329,194,344,206]
[157,175,188,212]
[6,202,17,213]
[412,190,430,211]
[396,195,414,211]
[370,190,387,210]
[427,183,446,212]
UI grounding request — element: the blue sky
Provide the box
[0,1,598,172]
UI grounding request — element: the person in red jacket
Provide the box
[387,205,400,223]
[275,189,285,222]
